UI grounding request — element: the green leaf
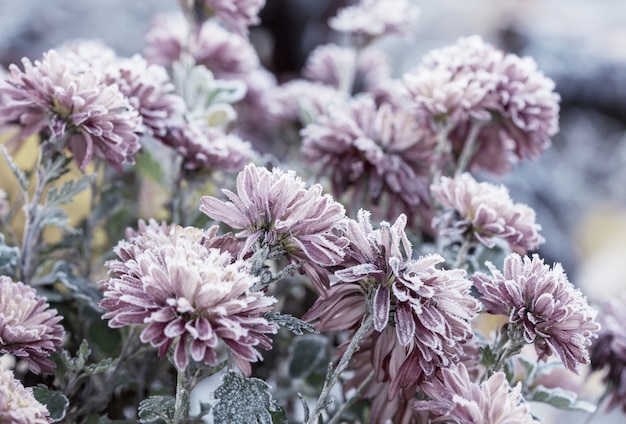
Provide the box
[529,385,596,413]
[1,145,29,191]
[46,174,94,206]
[138,395,175,424]
[32,384,69,422]
[265,312,316,336]
[0,233,19,275]
[84,357,117,375]
[288,335,328,379]
[40,153,72,185]
[213,372,282,424]
[36,205,75,233]
[135,150,165,184]
[37,261,103,310]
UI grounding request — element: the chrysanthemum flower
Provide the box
[303,44,391,98]
[0,276,64,375]
[590,292,626,412]
[403,35,560,175]
[105,55,184,139]
[301,96,436,220]
[329,0,419,41]
[0,368,50,423]
[178,0,265,36]
[200,164,348,291]
[0,50,142,170]
[100,221,277,373]
[473,253,600,373]
[431,173,544,254]
[413,363,534,423]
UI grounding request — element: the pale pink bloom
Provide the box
[301,96,436,221]
[403,35,560,175]
[413,363,534,423]
[473,253,600,373]
[431,173,544,254]
[0,50,142,170]
[104,55,184,139]
[590,292,626,412]
[200,164,348,291]
[178,0,265,36]
[56,39,118,73]
[100,221,277,373]
[303,44,391,98]
[0,276,64,375]
[0,369,51,423]
[329,0,419,40]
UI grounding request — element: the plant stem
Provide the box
[453,238,473,269]
[172,366,188,424]
[306,314,374,424]
[327,370,374,424]
[454,120,484,176]
[431,122,453,184]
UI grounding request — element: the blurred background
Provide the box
[1,1,625,421]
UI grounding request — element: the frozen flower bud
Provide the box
[403,35,560,175]
[200,164,348,291]
[0,276,64,375]
[301,96,436,221]
[413,363,535,423]
[100,221,277,373]
[431,172,544,254]
[473,253,601,373]
[178,0,266,37]
[0,50,142,170]
[0,368,51,423]
[329,0,419,43]
[590,293,626,412]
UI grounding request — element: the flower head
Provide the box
[301,96,436,221]
[329,0,419,42]
[200,164,348,291]
[100,221,277,373]
[0,368,50,423]
[590,292,626,412]
[431,173,544,254]
[413,363,534,423]
[473,253,600,372]
[403,35,560,175]
[0,50,142,170]
[0,276,64,375]
[178,0,265,36]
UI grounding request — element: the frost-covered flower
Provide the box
[329,0,419,41]
[100,221,277,373]
[303,44,391,98]
[178,0,265,36]
[413,363,534,423]
[105,55,184,139]
[0,368,50,423]
[431,173,544,254]
[0,276,64,375]
[200,164,348,291]
[473,253,600,373]
[301,96,436,220]
[590,293,626,412]
[56,39,118,73]
[0,50,142,170]
[403,35,560,175]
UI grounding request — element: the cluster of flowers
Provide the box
[0,0,623,422]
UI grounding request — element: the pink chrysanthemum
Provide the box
[329,0,419,41]
[200,164,348,291]
[473,253,600,373]
[303,44,391,98]
[178,0,265,36]
[413,363,534,423]
[403,35,560,175]
[590,293,626,412]
[0,368,51,423]
[104,55,184,139]
[301,96,436,221]
[0,50,142,170]
[431,173,544,254]
[100,221,277,373]
[0,276,64,375]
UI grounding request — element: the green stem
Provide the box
[327,370,374,424]
[431,122,453,184]
[454,120,484,176]
[306,314,374,424]
[453,238,473,270]
[172,366,188,424]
